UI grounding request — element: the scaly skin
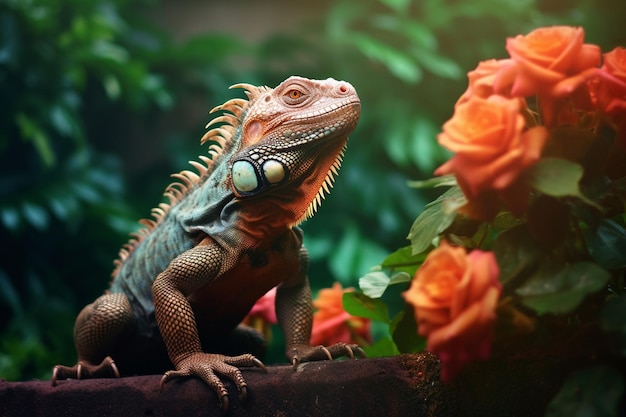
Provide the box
[52,76,362,411]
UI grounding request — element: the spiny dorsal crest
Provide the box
[112,82,269,277]
[302,145,345,223]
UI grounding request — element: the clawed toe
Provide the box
[289,342,366,368]
[158,352,266,413]
[51,356,120,386]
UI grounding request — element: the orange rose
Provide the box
[456,59,514,105]
[503,26,600,97]
[593,47,626,115]
[435,94,548,200]
[310,282,371,347]
[603,47,626,81]
[403,242,501,381]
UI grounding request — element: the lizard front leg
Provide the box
[152,239,265,412]
[52,292,132,384]
[276,246,364,367]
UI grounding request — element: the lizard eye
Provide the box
[288,89,302,99]
[283,88,307,105]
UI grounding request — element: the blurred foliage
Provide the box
[0,0,623,380]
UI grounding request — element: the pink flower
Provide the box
[403,242,502,381]
[247,287,277,324]
[243,287,277,338]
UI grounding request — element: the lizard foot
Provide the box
[160,352,267,412]
[51,356,120,386]
[288,342,366,369]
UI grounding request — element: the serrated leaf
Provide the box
[359,271,391,298]
[342,292,390,323]
[525,158,600,209]
[546,365,624,417]
[516,262,610,315]
[584,219,626,270]
[408,186,465,254]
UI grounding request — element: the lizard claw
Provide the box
[51,356,120,386]
[289,343,365,369]
[159,352,265,412]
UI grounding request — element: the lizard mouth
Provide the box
[265,99,360,154]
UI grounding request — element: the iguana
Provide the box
[51,76,362,411]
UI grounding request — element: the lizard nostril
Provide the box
[338,84,348,94]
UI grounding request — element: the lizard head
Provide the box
[226,76,361,226]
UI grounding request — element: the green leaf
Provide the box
[328,224,388,284]
[1,207,21,231]
[389,272,412,285]
[358,269,412,299]
[401,21,436,50]
[349,33,422,84]
[584,219,626,270]
[16,113,55,167]
[546,365,624,417]
[516,262,610,315]
[384,113,412,168]
[391,307,426,353]
[413,47,463,80]
[525,158,600,208]
[380,245,427,275]
[408,186,466,255]
[21,202,49,231]
[407,174,457,189]
[342,292,390,323]
[359,271,391,298]
[363,335,401,358]
[602,294,626,357]
[379,0,411,13]
[409,116,445,172]
[542,126,596,161]
[492,225,543,285]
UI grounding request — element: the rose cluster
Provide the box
[403,25,626,382]
[435,26,626,219]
